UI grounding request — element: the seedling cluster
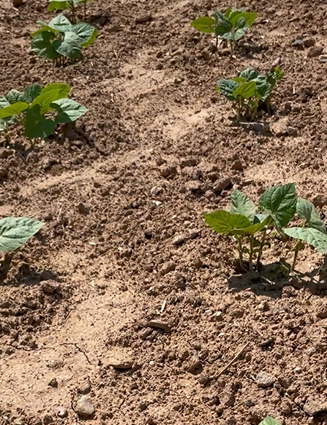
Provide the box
[191,7,283,120]
[204,183,327,272]
[191,8,257,50]
[216,67,283,120]
[0,83,87,144]
[31,14,98,65]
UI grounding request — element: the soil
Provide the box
[1,0,327,424]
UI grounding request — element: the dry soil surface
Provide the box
[1,0,327,424]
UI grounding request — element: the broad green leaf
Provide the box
[259,417,281,425]
[231,27,247,41]
[204,210,252,235]
[214,21,233,37]
[32,83,71,115]
[296,198,326,234]
[235,11,257,27]
[53,31,82,60]
[229,190,256,220]
[23,84,42,104]
[284,227,327,254]
[259,183,297,228]
[233,81,256,99]
[5,90,24,104]
[233,216,270,236]
[71,22,98,47]
[31,31,60,60]
[47,14,72,32]
[253,213,268,224]
[47,0,71,12]
[256,82,271,101]
[51,98,88,123]
[0,217,44,253]
[0,102,29,119]
[24,105,56,139]
[191,17,216,33]
[216,79,238,101]
[31,23,60,37]
[228,10,244,26]
[238,68,260,82]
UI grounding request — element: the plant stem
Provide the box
[249,235,254,272]
[292,240,302,271]
[237,236,246,271]
[256,227,267,269]
[84,0,87,19]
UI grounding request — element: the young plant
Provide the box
[0,217,44,281]
[30,14,98,65]
[47,0,93,22]
[204,183,327,272]
[284,198,327,271]
[216,67,283,120]
[191,8,257,50]
[0,82,87,144]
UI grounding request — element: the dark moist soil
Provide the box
[1,0,327,424]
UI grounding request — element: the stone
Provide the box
[78,379,91,394]
[315,303,327,319]
[303,37,315,47]
[148,320,170,331]
[231,160,243,171]
[212,177,231,193]
[75,395,95,417]
[172,234,187,245]
[307,45,323,58]
[57,407,68,418]
[135,14,152,24]
[160,261,175,275]
[319,55,327,63]
[78,202,91,215]
[160,164,177,178]
[104,352,134,370]
[303,399,327,416]
[255,371,276,388]
[12,0,23,6]
[48,377,58,388]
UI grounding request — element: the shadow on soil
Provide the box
[228,261,327,297]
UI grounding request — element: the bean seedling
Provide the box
[191,8,257,50]
[30,14,98,65]
[47,0,93,22]
[204,183,327,272]
[0,82,87,145]
[216,67,283,120]
[0,217,44,281]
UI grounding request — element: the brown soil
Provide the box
[1,0,327,424]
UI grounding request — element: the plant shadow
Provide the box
[229,119,273,136]
[228,261,327,298]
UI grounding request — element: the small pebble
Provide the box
[255,371,276,388]
[75,395,95,417]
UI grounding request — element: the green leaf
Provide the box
[259,183,297,228]
[191,16,216,33]
[53,31,82,60]
[234,216,270,236]
[256,82,271,101]
[51,98,88,123]
[0,217,44,253]
[216,79,238,101]
[229,190,256,221]
[30,31,60,60]
[238,68,260,81]
[284,227,327,254]
[47,14,72,32]
[236,11,257,27]
[5,90,24,104]
[71,22,98,47]
[296,198,326,234]
[0,102,29,119]
[23,84,42,104]
[232,81,256,99]
[24,105,56,139]
[259,417,281,425]
[204,210,252,235]
[47,0,71,12]
[31,83,71,115]
[0,97,10,109]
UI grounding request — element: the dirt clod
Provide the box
[255,371,277,388]
[75,395,95,417]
